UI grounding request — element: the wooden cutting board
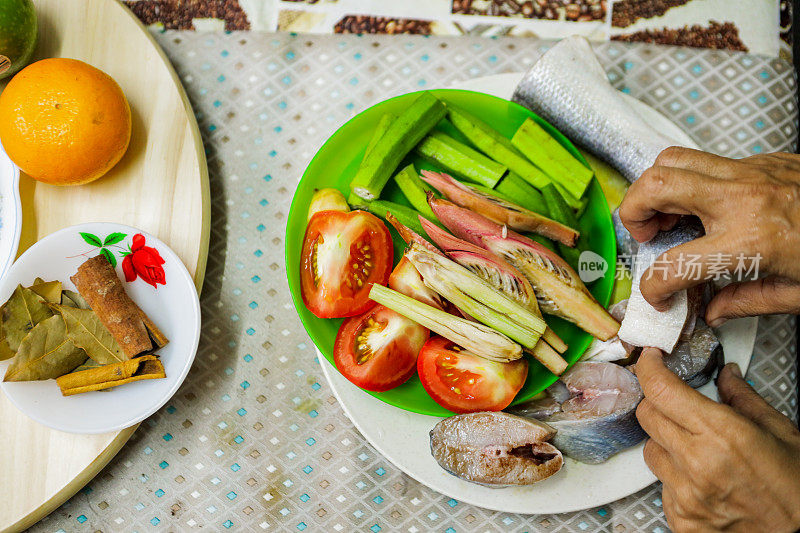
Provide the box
[0,1,209,531]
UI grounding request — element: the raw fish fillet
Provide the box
[513,36,698,351]
[429,412,563,486]
[509,362,646,464]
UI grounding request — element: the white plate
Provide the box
[0,140,22,281]
[0,222,200,434]
[317,74,759,514]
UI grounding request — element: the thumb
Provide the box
[705,277,800,327]
[717,363,798,440]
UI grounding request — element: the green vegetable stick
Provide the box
[447,105,551,189]
[511,118,594,200]
[393,164,437,220]
[415,130,507,188]
[350,92,446,201]
[365,113,395,157]
[494,172,549,215]
[365,199,443,237]
[541,184,582,269]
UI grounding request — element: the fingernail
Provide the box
[708,317,728,328]
[725,363,742,379]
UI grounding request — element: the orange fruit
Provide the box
[0,58,131,185]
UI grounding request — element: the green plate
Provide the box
[286,89,616,417]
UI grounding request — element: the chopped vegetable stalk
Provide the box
[415,130,507,188]
[307,188,349,222]
[493,172,549,215]
[542,184,582,270]
[393,164,437,220]
[365,113,395,157]
[421,171,578,247]
[422,270,543,350]
[447,104,551,189]
[511,118,594,201]
[365,199,442,238]
[350,92,446,201]
[347,192,369,209]
[369,284,523,362]
[405,243,546,336]
[529,340,569,375]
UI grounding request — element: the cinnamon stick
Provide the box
[56,355,165,396]
[70,255,168,358]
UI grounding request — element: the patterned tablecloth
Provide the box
[32,33,797,532]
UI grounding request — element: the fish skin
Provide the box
[509,362,646,464]
[512,36,681,183]
[430,412,563,486]
[663,319,723,388]
[512,35,701,353]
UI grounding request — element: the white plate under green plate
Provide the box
[317,73,759,514]
[0,223,201,434]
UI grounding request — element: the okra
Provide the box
[415,130,507,188]
[365,199,443,238]
[393,164,437,220]
[512,118,594,201]
[494,172,549,215]
[542,184,583,269]
[365,113,395,157]
[350,92,446,201]
[447,105,551,189]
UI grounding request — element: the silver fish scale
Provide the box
[512,36,681,183]
[513,36,704,351]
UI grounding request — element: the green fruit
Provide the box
[0,0,37,80]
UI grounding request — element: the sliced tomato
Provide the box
[301,210,393,318]
[334,304,429,392]
[418,336,528,413]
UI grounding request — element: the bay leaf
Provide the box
[61,290,90,310]
[50,304,125,365]
[0,304,14,361]
[3,285,54,351]
[34,277,44,284]
[29,280,63,304]
[71,357,102,373]
[3,315,86,382]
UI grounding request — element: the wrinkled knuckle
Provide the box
[636,400,653,424]
[639,166,670,191]
[655,146,687,167]
[643,373,672,403]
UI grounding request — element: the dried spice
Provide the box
[2,285,54,351]
[30,280,63,304]
[3,315,86,382]
[70,255,168,358]
[56,355,166,396]
[50,304,126,365]
[61,289,90,309]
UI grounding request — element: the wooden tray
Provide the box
[0,1,210,531]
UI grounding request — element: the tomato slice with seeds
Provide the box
[334,304,429,392]
[300,210,393,318]
[417,336,528,413]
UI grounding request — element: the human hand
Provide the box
[618,148,800,325]
[635,348,800,532]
